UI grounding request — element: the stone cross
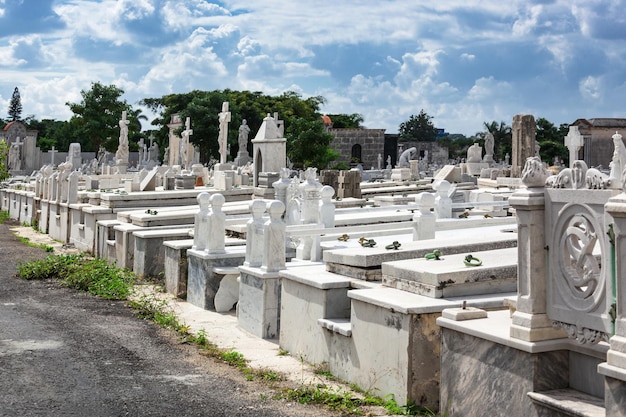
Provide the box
[48,146,58,166]
[218,102,231,164]
[564,126,584,169]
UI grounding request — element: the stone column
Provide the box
[511,114,536,178]
[600,192,626,410]
[509,157,565,341]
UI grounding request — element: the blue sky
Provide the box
[0,0,625,136]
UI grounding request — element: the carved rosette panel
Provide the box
[553,204,606,313]
[552,321,609,344]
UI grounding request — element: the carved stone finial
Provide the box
[521,156,549,188]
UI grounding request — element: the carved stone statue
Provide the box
[467,143,482,163]
[484,132,494,161]
[238,119,250,152]
[398,147,416,168]
[8,142,20,171]
[218,102,231,164]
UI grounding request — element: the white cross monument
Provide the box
[564,126,584,169]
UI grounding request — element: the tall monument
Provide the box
[511,114,536,178]
[218,102,231,164]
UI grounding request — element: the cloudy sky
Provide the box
[0,0,625,136]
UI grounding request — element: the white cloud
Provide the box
[579,75,602,100]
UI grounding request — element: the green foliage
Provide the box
[127,292,184,330]
[0,210,9,224]
[286,118,339,169]
[0,139,9,181]
[399,110,438,142]
[8,86,22,121]
[140,89,329,166]
[17,254,135,300]
[325,113,364,128]
[535,117,570,165]
[15,235,53,252]
[66,82,138,152]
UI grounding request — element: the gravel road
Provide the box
[0,219,341,417]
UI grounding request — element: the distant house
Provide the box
[571,118,626,169]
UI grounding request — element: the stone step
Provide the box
[382,247,518,298]
[527,389,605,417]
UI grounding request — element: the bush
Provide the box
[17,254,135,300]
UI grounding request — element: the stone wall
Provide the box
[329,128,386,169]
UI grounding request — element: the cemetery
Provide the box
[3,105,626,417]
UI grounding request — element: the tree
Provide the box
[325,113,364,128]
[398,110,438,142]
[66,82,136,152]
[0,139,9,180]
[8,87,22,121]
[535,117,569,165]
[286,118,338,170]
[140,89,330,166]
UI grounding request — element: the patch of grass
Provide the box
[312,362,336,380]
[127,292,186,331]
[277,349,289,356]
[0,210,9,224]
[278,385,366,415]
[17,254,135,300]
[15,235,54,252]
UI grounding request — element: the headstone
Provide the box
[244,199,266,267]
[207,193,226,254]
[139,167,158,191]
[262,200,286,272]
[319,185,335,228]
[192,192,211,251]
[564,126,584,169]
[434,179,452,218]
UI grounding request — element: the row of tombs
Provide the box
[2,158,626,416]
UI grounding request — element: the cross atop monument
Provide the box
[48,145,58,166]
[564,126,584,169]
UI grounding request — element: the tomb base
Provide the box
[437,310,609,417]
[186,248,245,310]
[391,168,411,181]
[237,266,282,339]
